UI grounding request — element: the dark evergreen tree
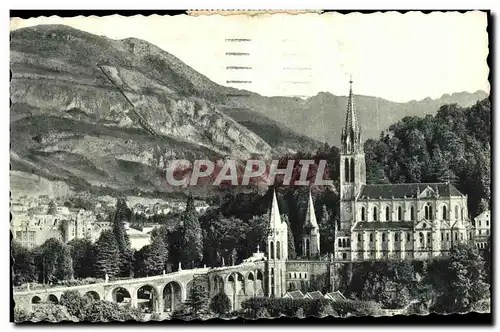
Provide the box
[47,200,57,215]
[142,233,168,276]
[185,280,208,316]
[112,197,132,276]
[11,240,37,286]
[282,214,296,259]
[93,230,121,279]
[181,195,203,268]
[68,238,95,279]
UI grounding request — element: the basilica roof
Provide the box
[353,221,414,231]
[358,182,463,200]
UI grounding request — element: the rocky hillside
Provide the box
[10,25,322,196]
[10,25,488,197]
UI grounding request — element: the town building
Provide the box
[473,210,491,249]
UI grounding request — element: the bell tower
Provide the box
[302,190,320,258]
[267,189,288,297]
[339,77,366,230]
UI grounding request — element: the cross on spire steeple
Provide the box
[341,76,362,153]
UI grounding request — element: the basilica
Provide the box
[264,79,474,297]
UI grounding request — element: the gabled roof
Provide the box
[284,290,304,299]
[324,291,346,301]
[305,291,324,300]
[353,221,413,231]
[358,183,463,200]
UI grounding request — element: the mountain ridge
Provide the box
[10,24,489,197]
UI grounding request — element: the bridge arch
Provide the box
[31,295,41,304]
[212,274,224,295]
[85,290,100,301]
[46,294,59,304]
[163,281,182,313]
[136,284,159,313]
[111,287,132,306]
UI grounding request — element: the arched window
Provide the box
[385,206,390,221]
[276,241,281,259]
[344,159,350,183]
[442,205,447,220]
[350,158,355,183]
[342,239,346,248]
[410,206,415,220]
[358,233,362,241]
[429,206,433,219]
[461,208,464,220]
[361,207,366,221]
[270,241,275,259]
[305,239,310,256]
[419,232,424,244]
[398,206,402,221]
[455,206,459,219]
[373,207,378,221]
[338,239,342,247]
[427,233,431,244]
[370,233,374,242]
[424,206,429,219]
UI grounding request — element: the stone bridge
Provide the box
[14,260,267,314]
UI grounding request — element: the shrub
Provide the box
[209,292,231,316]
[14,307,30,322]
[30,304,77,322]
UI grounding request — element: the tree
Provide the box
[93,230,121,278]
[282,214,296,259]
[113,197,132,276]
[68,238,95,279]
[36,238,73,283]
[209,292,231,316]
[141,233,168,276]
[181,196,203,268]
[185,280,209,316]
[446,244,490,312]
[47,200,57,215]
[11,240,37,286]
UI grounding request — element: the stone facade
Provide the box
[336,79,473,262]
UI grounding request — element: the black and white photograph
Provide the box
[9,10,491,323]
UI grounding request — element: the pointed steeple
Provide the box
[304,190,318,229]
[341,76,362,153]
[269,189,282,228]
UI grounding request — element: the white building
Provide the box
[474,210,490,249]
[336,79,473,261]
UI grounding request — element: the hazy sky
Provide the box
[10,12,489,102]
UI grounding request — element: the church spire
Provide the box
[341,76,362,153]
[269,188,282,228]
[304,189,318,229]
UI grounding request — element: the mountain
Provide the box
[10,25,488,197]
[223,90,489,143]
[10,25,322,197]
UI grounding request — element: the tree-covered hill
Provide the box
[364,98,491,218]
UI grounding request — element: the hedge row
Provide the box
[241,297,383,318]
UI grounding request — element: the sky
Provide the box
[10,12,489,102]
